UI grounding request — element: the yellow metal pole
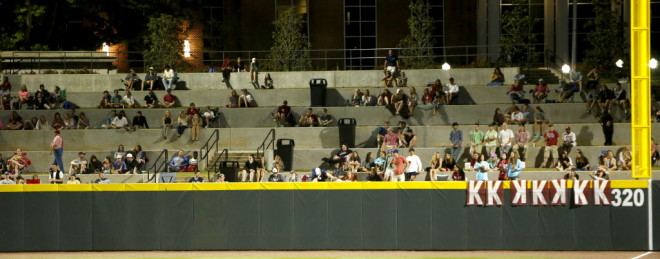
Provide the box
[631,0,652,178]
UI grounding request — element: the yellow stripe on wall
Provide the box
[0,180,649,192]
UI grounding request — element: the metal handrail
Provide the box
[147,149,168,183]
[208,148,229,180]
[545,48,565,71]
[1,43,547,73]
[199,129,219,170]
[256,129,276,160]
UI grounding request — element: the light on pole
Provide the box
[442,62,451,71]
[650,58,658,69]
[616,59,624,68]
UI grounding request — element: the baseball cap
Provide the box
[391,149,399,153]
[126,153,133,158]
[54,129,60,134]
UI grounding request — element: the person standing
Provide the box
[389,150,407,182]
[540,124,560,168]
[562,126,577,155]
[469,123,484,156]
[498,122,515,155]
[50,129,64,172]
[600,110,614,146]
[449,122,463,161]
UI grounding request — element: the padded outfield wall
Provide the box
[0,181,656,251]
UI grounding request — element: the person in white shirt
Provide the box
[405,148,423,181]
[562,126,577,155]
[122,90,137,108]
[444,77,459,104]
[162,65,175,90]
[110,111,129,129]
[508,106,524,124]
[498,122,515,155]
[0,173,15,184]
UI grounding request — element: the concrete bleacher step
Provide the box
[1,124,646,153]
[525,68,560,84]
[60,84,569,108]
[0,103,630,129]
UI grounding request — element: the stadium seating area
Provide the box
[1,67,656,182]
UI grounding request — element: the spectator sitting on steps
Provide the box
[121,68,141,91]
[142,67,158,90]
[69,152,88,175]
[132,111,149,131]
[274,100,291,127]
[161,89,177,108]
[487,67,505,86]
[169,150,189,172]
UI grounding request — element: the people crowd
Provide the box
[0,62,646,184]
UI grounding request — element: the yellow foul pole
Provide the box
[631,0,652,178]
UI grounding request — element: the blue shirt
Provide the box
[386,55,398,67]
[475,161,490,181]
[450,130,463,145]
[507,159,525,178]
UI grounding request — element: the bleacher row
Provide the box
[1,68,653,181]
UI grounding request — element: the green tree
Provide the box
[267,8,311,71]
[499,0,539,67]
[584,0,624,77]
[397,0,435,69]
[143,14,186,70]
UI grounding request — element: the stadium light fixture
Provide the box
[101,42,109,56]
[616,59,624,68]
[441,62,451,71]
[561,64,570,74]
[184,40,191,58]
[650,58,658,69]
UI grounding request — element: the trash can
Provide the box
[276,139,295,171]
[338,118,357,148]
[309,78,327,107]
[219,161,240,182]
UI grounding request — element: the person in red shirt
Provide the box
[533,79,549,103]
[540,124,559,168]
[274,100,290,127]
[496,153,509,180]
[389,150,407,182]
[161,89,177,108]
[507,80,525,103]
[451,165,466,181]
[186,102,200,116]
[298,108,319,127]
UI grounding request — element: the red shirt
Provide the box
[534,85,549,94]
[277,105,290,115]
[392,156,407,175]
[452,171,465,181]
[163,94,175,103]
[544,130,559,146]
[186,108,199,116]
[509,84,523,93]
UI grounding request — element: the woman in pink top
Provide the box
[18,84,30,109]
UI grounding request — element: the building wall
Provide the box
[444,0,478,64]
[309,1,344,70]
[376,0,409,51]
